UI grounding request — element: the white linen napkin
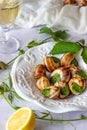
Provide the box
[15,0,87,34]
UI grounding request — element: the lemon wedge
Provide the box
[6,107,36,130]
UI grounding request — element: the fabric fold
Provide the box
[15,0,87,34]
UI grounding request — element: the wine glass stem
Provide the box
[0,25,10,42]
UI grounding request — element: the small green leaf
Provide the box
[50,74,61,84]
[8,74,12,89]
[60,86,69,96]
[13,106,21,110]
[39,112,50,119]
[52,35,60,41]
[42,89,50,97]
[54,30,68,39]
[14,91,23,100]
[81,47,87,64]
[76,70,87,78]
[72,83,83,93]
[81,115,87,120]
[0,86,4,95]
[71,58,78,66]
[18,49,25,56]
[40,27,53,35]
[8,92,14,103]
[50,41,81,55]
[26,40,44,49]
[27,40,37,48]
[51,56,60,63]
[0,82,9,93]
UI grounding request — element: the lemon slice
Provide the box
[6,107,36,130]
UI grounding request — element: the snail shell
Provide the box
[33,64,46,79]
[54,81,70,99]
[50,67,71,83]
[49,86,60,99]
[77,0,87,6]
[61,52,74,67]
[63,0,76,5]
[69,64,80,77]
[69,77,85,95]
[42,56,60,72]
[36,76,50,90]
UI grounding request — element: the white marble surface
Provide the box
[0,27,87,130]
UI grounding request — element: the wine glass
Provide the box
[0,0,23,54]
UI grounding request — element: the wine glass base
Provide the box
[0,37,20,54]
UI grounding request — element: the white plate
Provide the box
[11,41,87,113]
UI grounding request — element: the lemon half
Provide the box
[6,107,36,130]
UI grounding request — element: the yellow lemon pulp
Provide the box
[6,107,36,130]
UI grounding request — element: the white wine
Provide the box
[0,0,22,54]
[0,2,20,24]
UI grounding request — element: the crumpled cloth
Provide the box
[15,0,87,34]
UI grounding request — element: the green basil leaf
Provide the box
[81,47,87,64]
[52,35,60,41]
[72,83,83,93]
[50,74,61,84]
[42,89,50,97]
[18,49,25,56]
[50,41,81,55]
[71,58,78,66]
[40,27,53,35]
[76,70,87,78]
[60,86,69,96]
[54,30,68,39]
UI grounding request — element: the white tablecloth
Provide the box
[0,27,87,130]
[16,0,87,34]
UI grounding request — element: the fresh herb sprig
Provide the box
[34,111,87,122]
[40,26,68,41]
[0,49,25,71]
[1,74,87,123]
[40,27,87,64]
[0,74,22,110]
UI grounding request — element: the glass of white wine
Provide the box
[0,0,23,54]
